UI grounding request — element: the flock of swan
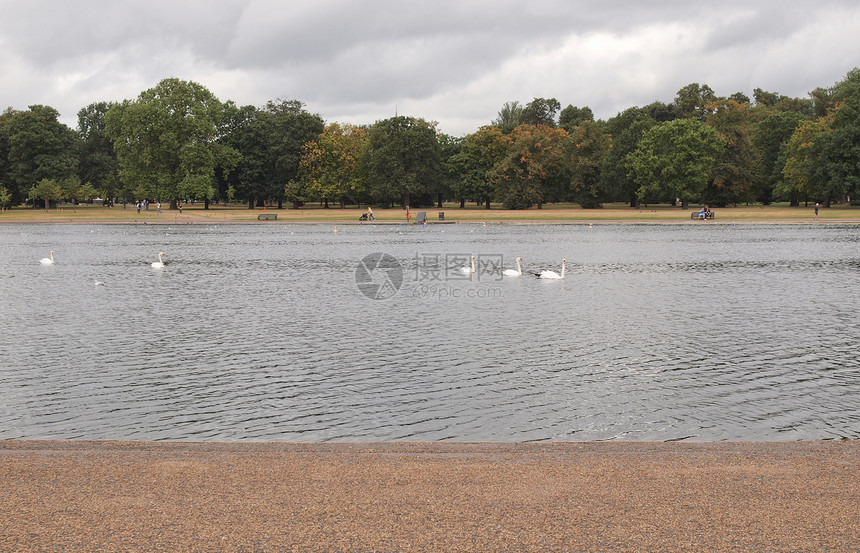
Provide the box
[39,251,167,272]
[461,255,566,279]
[41,250,565,280]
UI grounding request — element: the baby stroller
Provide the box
[358,213,368,221]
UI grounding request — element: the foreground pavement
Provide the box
[1,440,857,552]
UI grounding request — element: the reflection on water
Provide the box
[0,223,858,442]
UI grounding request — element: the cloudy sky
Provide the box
[2,0,859,136]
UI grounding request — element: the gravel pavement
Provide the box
[1,440,857,552]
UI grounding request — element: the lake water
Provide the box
[1,222,858,442]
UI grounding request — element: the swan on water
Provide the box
[151,252,166,268]
[538,259,566,279]
[503,257,523,277]
[460,256,476,274]
[40,251,54,265]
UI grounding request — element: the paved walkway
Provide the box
[1,440,857,552]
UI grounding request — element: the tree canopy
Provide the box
[2,69,860,211]
[105,78,239,208]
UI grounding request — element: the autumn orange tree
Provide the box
[489,124,569,209]
[296,122,368,208]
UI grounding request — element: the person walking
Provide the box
[814,202,820,220]
[367,206,375,221]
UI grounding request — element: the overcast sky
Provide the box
[2,0,859,136]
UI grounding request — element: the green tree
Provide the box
[753,111,807,204]
[674,83,717,121]
[0,185,11,211]
[436,133,462,208]
[559,105,594,133]
[627,118,724,206]
[62,175,82,204]
[566,120,610,208]
[0,105,78,205]
[807,102,860,206]
[105,78,239,209]
[267,99,325,209]
[77,182,99,203]
[219,104,271,208]
[602,107,657,206]
[643,101,677,123]
[29,178,64,210]
[729,92,751,104]
[779,117,828,205]
[361,116,441,207]
[703,100,757,206]
[77,102,119,202]
[448,126,507,208]
[493,101,524,133]
[520,97,561,127]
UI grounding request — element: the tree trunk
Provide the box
[460,198,465,208]
[204,198,209,210]
[248,198,254,209]
[437,194,443,208]
[485,197,491,209]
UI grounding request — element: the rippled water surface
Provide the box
[1,222,858,442]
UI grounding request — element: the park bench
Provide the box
[257,213,278,220]
[691,211,715,220]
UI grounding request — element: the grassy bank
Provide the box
[1,202,857,224]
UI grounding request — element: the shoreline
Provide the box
[3,439,857,552]
[1,204,858,226]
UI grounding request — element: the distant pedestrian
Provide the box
[367,206,375,221]
[156,201,161,213]
[814,202,819,219]
[137,201,141,214]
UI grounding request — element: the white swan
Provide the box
[40,251,54,265]
[538,259,566,279]
[151,252,166,269]
[503,257,522,277]
[460,256,476,274]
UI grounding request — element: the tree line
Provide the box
[2,69,859,211]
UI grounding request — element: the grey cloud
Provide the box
[2,0,859,134]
